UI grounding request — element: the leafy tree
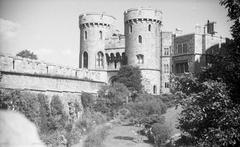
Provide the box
[199,0,240,104]
[16,49,38,60]
[173,74,240,146]
[94,82,130,117]
[114,65,143,94]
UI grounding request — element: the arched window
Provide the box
[148,24,151,31]
[138,35,142,43]
[153,85,156,94]
[99,31,103,40]
[84,31,87,40]
[97,51,104,68]
[136,54,144,64]
[129,25,132,33]
[83,52,88,68]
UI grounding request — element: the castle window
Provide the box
[183,43,187,53]
[177,44,182,54]
[164,48,169,56]
[83,52,88,68]
[138,35,142,43]
[165,82,170,88]
[99,31,103,40]
[84,31,87,40]
[153,85,156,94]
[97,51,104,68]
[164,64,169,73]
[148,24,151,31]
[176,62,188,73]
[129,25,132,33]
[136,54,144,64]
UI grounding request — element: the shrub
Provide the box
[83,125,110,147]
[151,123,171,146]
[95,82,130,117]
[126,94,167,119]
[174,74,240,146]
[50,95,68,131]
[76,109,107,132]
[81,92,96,110]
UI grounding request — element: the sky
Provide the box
[0,0,232,68]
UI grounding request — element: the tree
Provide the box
[199,0,240,104]
[173,74,240,146]
[114,65,143,94]
[94,82,130,117]
[16,49,38,60]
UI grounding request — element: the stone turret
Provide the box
[124,8,162,94]
[79,13,116,70]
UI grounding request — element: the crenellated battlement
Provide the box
[79,13,116,29]
[0,55,107,83]
[124,7,162,24]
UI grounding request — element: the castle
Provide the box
[78,8,226,94]
[0,7,226,96]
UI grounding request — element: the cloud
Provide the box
[0,18,20,40]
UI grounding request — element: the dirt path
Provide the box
[103,124,153,147]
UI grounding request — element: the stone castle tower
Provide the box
[79,8,172,94]
[124,8,163,94]
[79,13,116,70]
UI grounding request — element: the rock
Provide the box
[0,110,46,147]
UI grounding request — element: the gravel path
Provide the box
[103,124,153,147]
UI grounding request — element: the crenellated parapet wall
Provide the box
[0,55,108,83]
[124,8,162,24]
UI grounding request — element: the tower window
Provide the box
[183,43,187,53]
[164,64,169,73]
[136,54,144,64]
[177,44,183,54]
[83,52,88,68]
[148,24,151,31]
[97,51,104,68]
[164,48,169,56]
[99,31,103,40]
[84,31,87,40]
[153,85,156,94]
[129,25,132,33]
[165,82,170,88]
[138,35,142,43]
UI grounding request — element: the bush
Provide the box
[81,92,96,110]
[151,123,171,146]
[95,83,130,118]
[83,125,110,147]
[126,94,167,119]
[50,95,68,131]
[76,109,107,132]
[173,74,240,146]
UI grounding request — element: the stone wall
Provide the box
[0,55,107,95]
[0,55,108,83]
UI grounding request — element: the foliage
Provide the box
[151,123,171,146]
[50,95,68,131]
[83,125,111,147]
[114,65,143,94]
[16,49,38,60]
[173,74,240,146]
[199,0,240,104]
[95,82,130,117]
[81,92,96,110]
[76,109,107,132]
[126,93,167,119]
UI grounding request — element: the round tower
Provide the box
[79,13,116,70]
[124,8,162,94]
